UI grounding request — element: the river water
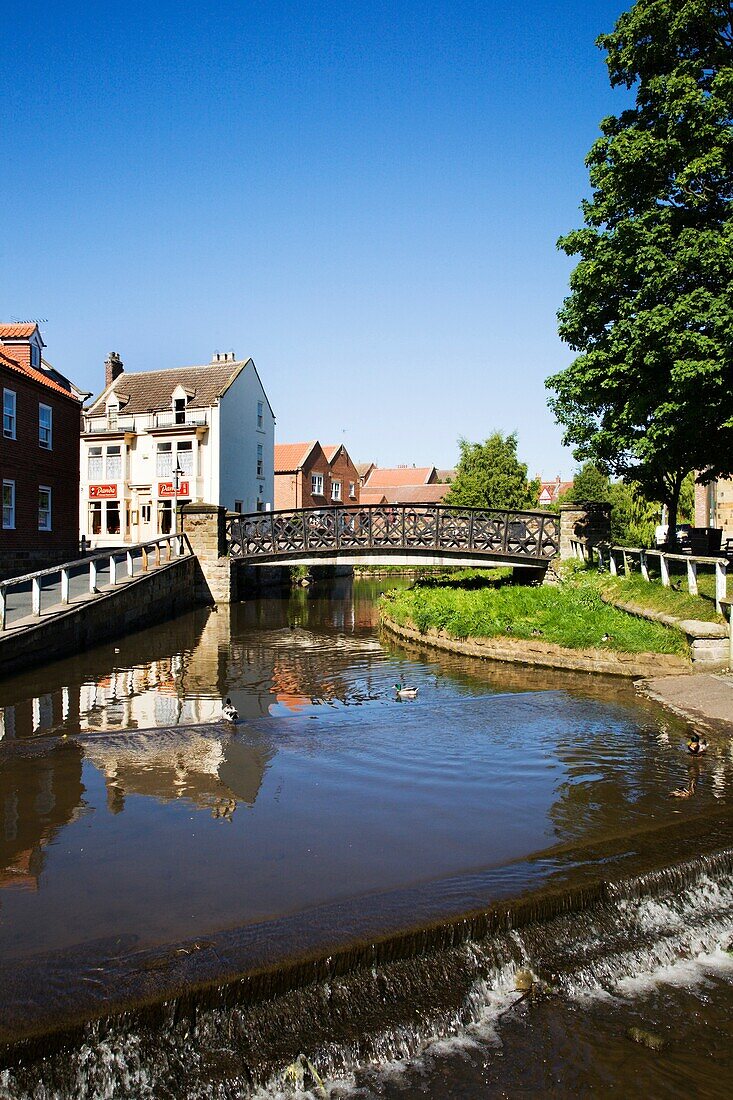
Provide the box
[0,577,732,1097]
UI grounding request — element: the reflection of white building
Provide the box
[80,351,275,547]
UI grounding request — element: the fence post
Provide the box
[640,550,649,582]
[715,560,727,614]
[110,555,117,586]
[155,542,161,567]
[622,549,630,577]
[659,553,670,588]
[127,550,134,577]
[32,576,41,616]
[89,558,97,593]
[686,559,698,596]
[0,586,6,630]
[609,550,617,576]
[61,567,70,604]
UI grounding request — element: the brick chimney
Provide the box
[105,352,124,387]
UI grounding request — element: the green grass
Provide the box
[597,571,725,624]
[413,567,514,590]
[380,571,688,655]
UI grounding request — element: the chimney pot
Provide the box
[105,351,124,388]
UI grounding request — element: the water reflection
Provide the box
[0,578,732,960]
[0,743,85,891]
[83,728,273,818]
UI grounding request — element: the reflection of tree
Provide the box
[0,743,85,890]
[547,709,698,843]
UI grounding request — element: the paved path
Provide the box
[640,672,733,735]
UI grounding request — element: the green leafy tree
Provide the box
[445,433,539,510]
[562,461,611,503]
[546,0,733,544]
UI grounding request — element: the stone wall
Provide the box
[559,502,612,560]
[180,503,233,603]
[0,557,196,678]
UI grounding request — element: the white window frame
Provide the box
[332,480,342,502]
[156,442,173,477]
[3,389,16,439]
[2,479,15,529]
[105,445,122,480]
[38,486,52,531]
[39,403,53,449]
[257,443,264,477]
[311,473,324,496]
[88,446,103,480]
[349,481,356,498]
[257,400,263,429]
[31,343,41,368]
[176,440,194,475]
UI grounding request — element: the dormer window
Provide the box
[107,402,118,429]
[31,344,41,368]
[174,397,186,425]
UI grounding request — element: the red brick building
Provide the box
[274,441,360,510]
[0,324,83,578]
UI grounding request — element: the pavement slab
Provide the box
[639,672,733,735]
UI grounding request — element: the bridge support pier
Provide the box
[181,504,234,603]
[559,502,611,560]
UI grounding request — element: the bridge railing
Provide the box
[226,504,559,562]
[0,534,192,630]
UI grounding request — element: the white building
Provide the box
[81,351,275,547]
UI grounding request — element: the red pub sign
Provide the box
[158,481,190,498]
[89,484,117,499]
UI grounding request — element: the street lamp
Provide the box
[172,459,184,536]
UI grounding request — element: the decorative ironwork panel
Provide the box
[470,512,507,552]
[369,510,405,547]
[403,508,438,547]
[338,508,374,548]
[272,513,307,553]
[437,510,473,550]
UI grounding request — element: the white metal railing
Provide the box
[571,539,729,615]
[82,411,208,434]
[0,534,192,631]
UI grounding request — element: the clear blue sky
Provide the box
[3,0,629,478]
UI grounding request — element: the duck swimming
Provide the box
[687,733,708,755]
[222,697,239,722]
[394,683,418,700]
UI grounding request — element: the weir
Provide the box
[1,811,733,1096]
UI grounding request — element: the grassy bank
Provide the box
[597,571,725,625]
[381,570,688,656]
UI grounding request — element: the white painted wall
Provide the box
[218,361,274,513]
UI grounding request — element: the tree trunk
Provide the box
[664,470,684,550]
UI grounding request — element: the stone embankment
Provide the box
[379,614,689,678]
[598,592,729,668]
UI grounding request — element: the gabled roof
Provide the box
[87,360,254,415]
[323,443,356,467]
[0,322,43,341]
[357,462,375,478]
[274,441,320,473]
[0,348,80,402]
[363,465,437,488]
[359,489,389,505]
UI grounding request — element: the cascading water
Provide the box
[2,848,731,1099]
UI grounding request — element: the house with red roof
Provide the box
[274,441,360,510]
[358,464,451,506]
[538,475,574,507]
[0,323,83,578]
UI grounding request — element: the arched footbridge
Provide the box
[226,505,559,570]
